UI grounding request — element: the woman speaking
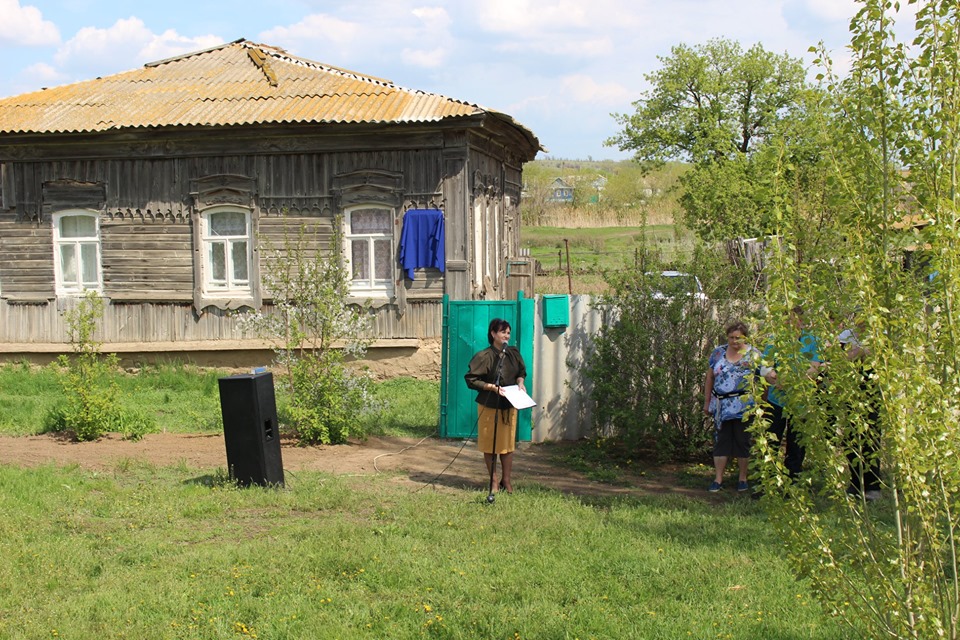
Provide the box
[465,318,527,494]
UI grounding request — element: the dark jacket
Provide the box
[464,346,527,409]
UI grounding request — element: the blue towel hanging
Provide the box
[398,209,445,280]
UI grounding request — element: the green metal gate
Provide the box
[439,292,534,440]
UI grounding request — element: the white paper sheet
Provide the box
[500,385,536,409]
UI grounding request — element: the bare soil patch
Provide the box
[0,432,704,499]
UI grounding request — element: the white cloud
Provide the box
[21,61,61,86]
[401,7,453,68]
[262,6,456,71]
[497,36,613,57]
[139,30,224,64]
[259,14,360,50]
[478,0,590,33]
[802,0,857,22]
[472,0,633,58]
[412,6,451,30]
[559,74,634,106]
[54,18,223,75]
[0,0,59,46]
[401,46,446,68]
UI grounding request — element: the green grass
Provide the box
[0,361,63,436]
[522,224,695,275]
[0,363,439,439]
[362,377,439,437]
[0,462,850,639]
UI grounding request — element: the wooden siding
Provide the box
[0,298,442,344]
[466,140,522,301]
[0,122,530,348]
[0,219,54,298]
[101,216,193,300]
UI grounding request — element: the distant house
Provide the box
[546,177,575,203]
[0,39,541,364]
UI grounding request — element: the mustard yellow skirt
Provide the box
[477,405,517,454]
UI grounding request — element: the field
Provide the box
[521,223,695,295]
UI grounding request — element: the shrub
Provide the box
[587,244,756,462]
[46,292,154,441]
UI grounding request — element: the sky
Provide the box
[0,0,909,161]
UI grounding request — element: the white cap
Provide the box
[837,329,859,346]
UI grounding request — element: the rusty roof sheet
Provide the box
[0,39,540,149]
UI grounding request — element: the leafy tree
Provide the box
[609,38,806,162]
[607,38,812,241]
[754,1,960,637]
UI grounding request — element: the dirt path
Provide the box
[0,432,702,499]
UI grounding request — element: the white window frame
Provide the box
[343,205,394,297]
[53,210,102,295]
[200,206,253,297]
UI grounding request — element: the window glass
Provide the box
[352,240,370,280]
[60,215,96,238]
[201,208,252,296]
[209,242,226,282]
[54,212,101,293]
[80,244,98,284]
[60,244,78,283]
[231,241,249,281]
[374,239,392,280]
[210,211,247,236]
[351,209,392,234]
[345,207,393,295]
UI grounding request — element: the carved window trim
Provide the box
[190,175,261,313]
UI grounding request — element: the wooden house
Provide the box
[0,39,541,366]
[546,177,574,203]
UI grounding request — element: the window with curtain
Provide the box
[345,206,393,295]
[202,208,251,295]
[53,211,101,294]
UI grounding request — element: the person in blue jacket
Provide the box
[761,307,824,479]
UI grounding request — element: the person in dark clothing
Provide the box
[838,326,882,500]
[464,318,527,493]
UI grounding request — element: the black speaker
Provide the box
[218,372,285,487]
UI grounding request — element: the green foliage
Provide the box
[608,38,807,163]
[0,362,62,435]
[241,220,377,444]
[0,364,436,438]
[521,159,686,226]
[752,2,960,637]
[280,350,372,444]
[46,292,154,441]
[607,38,816,242]
[587,242,757,462]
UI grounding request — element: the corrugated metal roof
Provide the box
[0,38,540,150]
